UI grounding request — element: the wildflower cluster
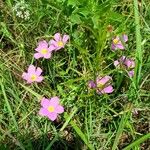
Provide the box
[88,34,135,94]
[22,32,135,121]
[34,33,69,59]
[114,56,135,77]
[12,1,30,20]
[112,34,135,77]
[22,33,69,121]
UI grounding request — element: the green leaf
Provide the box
[73,8,90,17]
[92,14,99,29]
[70,13,82,24]
[67,0,80,6]
[108,11,125,22]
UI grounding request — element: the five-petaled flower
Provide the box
[111,34,128,50]
[88,76,114,94]
[39,97,64,121]
[22,65,44,83]
[34,40,55,59]
[49,33,69,51]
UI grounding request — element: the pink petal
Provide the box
[55,105,64,114]
[36,76,44,82]
[36,67,43,76]
[39,108,49,116]
[22,72,29,80]
[49,97,59,107]
[62,35,69,44]
[34,53,42,59]
[124,59,131,68]
[35,41,48,52]
[26,79,34,84]
[122,34,128,42]
[125,59,135,68]
[55,46,62,51]
[131,61,135,68]
[47,112,57,121]
[88,80,96,89]
[35,47,41,52]
[116,43,124,49]
[120,56,126,62]
[35,45,45,52]
[38,40,48,47]
[49,40,57,46]
[49,45,56,51]
[54,33,61,42]
[101,85,114,94]
[28,65,36,74]
[111,44,116,50]
[128,70,134,77]
[43,52,51,59]
[114,60,119,67]
[96,76,112,85]
[41,98,50,108]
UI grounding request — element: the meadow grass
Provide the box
[0,0,150,149]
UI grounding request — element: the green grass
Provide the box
[0,0,150,149]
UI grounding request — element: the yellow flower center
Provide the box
[57,41,64,47]
[97,83,104,89]
[31,75,37,81]
[113,38,119,44]
[48,106,55,112]
[41,49,48,54]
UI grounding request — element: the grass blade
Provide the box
[133,0,142,86]
[60,106,78,132]
[65,114,95,150]
[19,83,42,99]
[112,103,132,150]
[123,133,150,150]
[0,80,18,129]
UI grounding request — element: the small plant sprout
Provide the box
[114,56,135,77]
[49,33,69,51]
[22,65,44,83]
[34,40,55,59]
[111,34,128,50]
[39,97,64,121]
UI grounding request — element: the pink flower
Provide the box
[39,97,64,121]
[22,65,44,83]
[49,33,69,51]
[111,34,128,50]
[88,76,114,94]
[34,40,55,59]
[114,56,135,77]
[88,80,96,89]
[128,70,134,77]
[96,76,114,94]
[125,59,135,69]
[114,56,126,67]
